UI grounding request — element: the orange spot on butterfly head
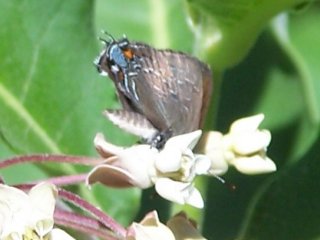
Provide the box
[123,49,134,60]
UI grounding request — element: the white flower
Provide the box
[89,133,158,189]
[127,211,175,240]
[87,114,276,208]
[0,182,75,240]
[87,130,209,208]
[200,131,229,175]
[155,179,204,208]
[126,211,206,240]
[204,114,276,175]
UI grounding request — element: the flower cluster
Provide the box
[87,130,206,208]
[0,183,75,240]
[0,183,206,240]
[202,114,276,175]
[0,114,276,240]
[127,211,206,240]
[87,114,276,208]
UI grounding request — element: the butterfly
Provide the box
[95,33,212,149]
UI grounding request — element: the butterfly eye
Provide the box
[118,38,129,48]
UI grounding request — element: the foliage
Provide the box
[0,0,319,239]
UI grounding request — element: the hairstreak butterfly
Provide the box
[95,33,212,149]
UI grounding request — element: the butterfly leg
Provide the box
[150,128,173,149]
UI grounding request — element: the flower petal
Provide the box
[127,211,175,240]
[87,144,157,189]
[94,133,125,158]
[139,211,161,226]
[49,228,76,240]
[164,130,202,150]
[156,147,182,173]
[232,156,277,174]
[128,222,175,240]
[201,131,229,175]
[155,178,204,208]
[28,182,57,237]
[0,183,58,239]
[0,184,29,211]
[167,213,207,240]
[193,155,212,175]
[86,161,152,188]
[230,114,264,134]
[155,131,201,174]
[185,187,204,209]
[0,184,30,238]
[231,130,271,155]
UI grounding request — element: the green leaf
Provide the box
[186,0,310,70]
[0,0,119,155]
[1,0,319,238]
[0,0,196,228]
[91,185,141,226]
[95,0,194,51]
[0,0,139,224]
[286,8,320,159]
[217,27,303,130]
[202,29,303,238]
[239,130,320,240]
[202,5,320,239]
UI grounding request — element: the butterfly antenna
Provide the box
[101,30,115,42]
[98,36,110,45]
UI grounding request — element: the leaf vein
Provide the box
[0,83,61,153]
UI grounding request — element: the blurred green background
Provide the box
[0,0,320,239]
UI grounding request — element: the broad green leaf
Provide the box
[0,0,138,224]
[202,6,319,239]
[217,28,303,131]
[212,10,320,161]
[202,29,303,239]
[0,0,119,156]
[286,8,320,159]
[90,185,141,226]
[1,0,319,237]
[238,130,320,240]
[0,162,47,184]
[95,0,193,51]
[233,8,320,239]
[0,0,196,228]
[184,0,312,136]
[186,0,310,70]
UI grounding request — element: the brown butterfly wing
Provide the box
[121,42,213,136]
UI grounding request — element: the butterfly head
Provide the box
[94,33,134,79]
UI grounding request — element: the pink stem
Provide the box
[58,188,127,238]
[30,174,87,186]
[54,209,118,240]
[0,154,104,169]
[10,173,87,187]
